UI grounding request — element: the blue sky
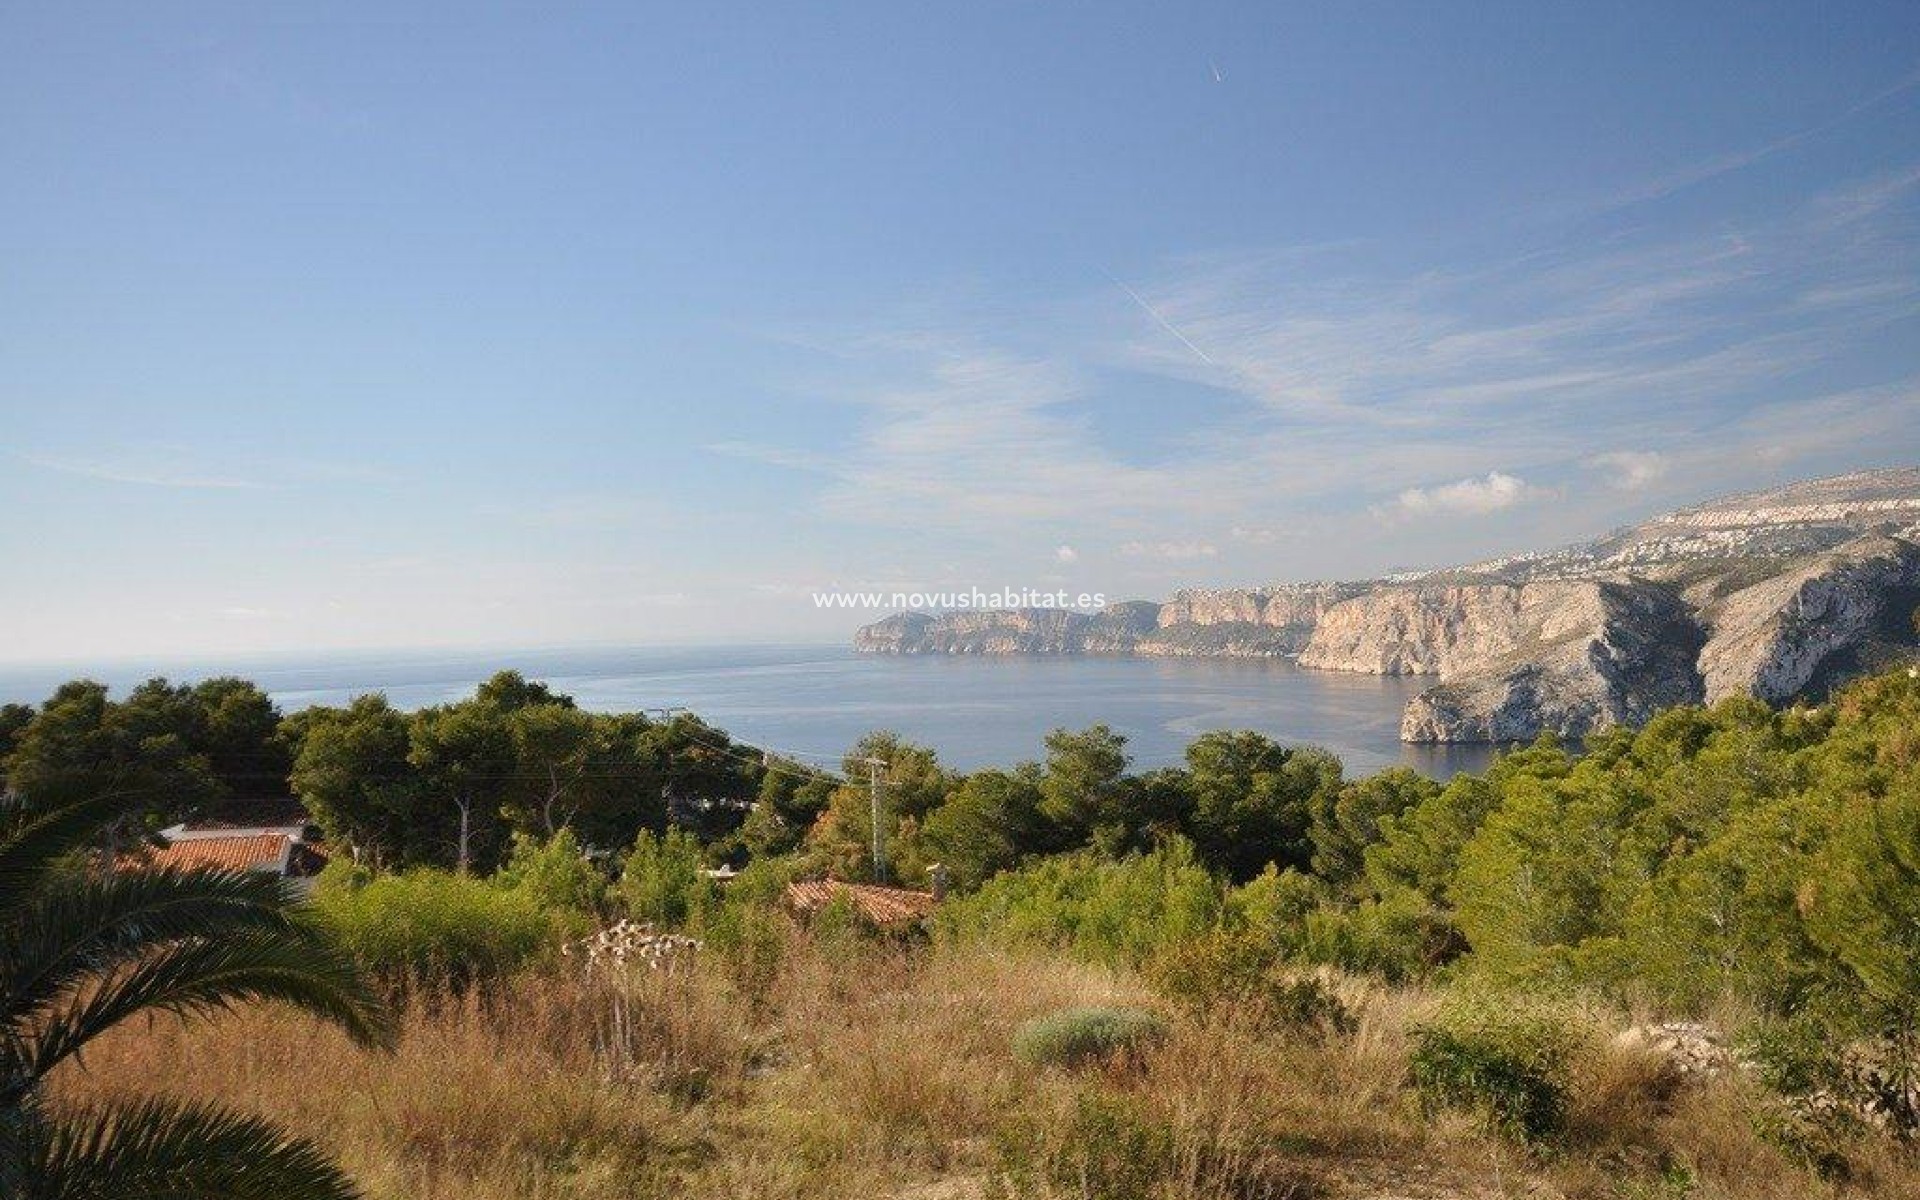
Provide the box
[2,2,1917,659]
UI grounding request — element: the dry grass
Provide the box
[48,924,1920,1200]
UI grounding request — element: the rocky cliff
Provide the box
[852,469,1920,743]
[1396,580,1706,742]
[1694,535,1920,704]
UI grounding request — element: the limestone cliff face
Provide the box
[1157,584,1360,630]
[1696,536,1920,704]
[1258,585,1367,629]
[1157,590,1263,627]
[849,469,1920,743]
[1398,581,1705,742]
[1152,584,1361,656]
[1297,582,1620,676]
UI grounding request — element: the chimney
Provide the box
[927,862,950,903]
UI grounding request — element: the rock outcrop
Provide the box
[1694,535,1920,704]
[851,469,1920,743]
[1397,580,1705,742]
[1298,582,1624,676]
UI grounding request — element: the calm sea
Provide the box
[0,644,1494,780]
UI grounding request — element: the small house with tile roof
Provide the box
[115,803,329,887]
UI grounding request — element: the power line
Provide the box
[671,724,851,786]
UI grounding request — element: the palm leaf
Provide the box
[20,931,393,1087]
[27,1095,361,1200]
[2,869,318,1036]
[0,788,388,1197]
[0,789,152,920]
[0,1098,49,1196]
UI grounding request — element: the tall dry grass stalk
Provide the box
[47,925,1920,1200]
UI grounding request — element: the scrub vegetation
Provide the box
[6,663,1920,1197]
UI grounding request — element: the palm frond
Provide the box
[28,1095,361,1200]
[2,869,315,1034]
[0,788,386,1197]
[20,932,393,1087]
[0,789,151,919]
[0,1099,49,1197]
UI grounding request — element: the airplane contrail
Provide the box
[1104,271,1217,366]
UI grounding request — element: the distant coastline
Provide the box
[854,468,1920,747]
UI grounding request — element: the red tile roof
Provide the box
[118,834,293,875]
[784,879,938,926]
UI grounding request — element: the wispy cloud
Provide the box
[719,343,1192,526]
[1572,66,1920,215]
[703,440,834,472]
[19,452,266,490]
[1808,162,1920,230]
[1114,202,1908,431]
[731,157,1917,583]
[1714,380,1920,468]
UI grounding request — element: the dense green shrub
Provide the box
[1408,996,1585,1142]
[1805,782,1920,1019]
[494,828,607,919]
[1296,890,1467,982]
[1741,1014,1846,1099]
[1011,1007,1167,1069]
[696,857,796,1001]
[312,863,552,983]
[937,838,1225,966]
[617,827,717,928]
[1229,863,1322,953]
[1146,927,1352,1033]
[702,897,790,1003]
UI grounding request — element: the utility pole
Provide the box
[862,756,888,881]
